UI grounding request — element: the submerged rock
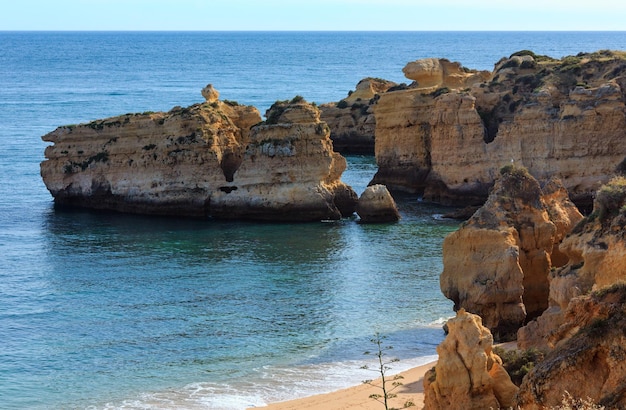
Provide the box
[355,184,400,223]
[40,88,357,221]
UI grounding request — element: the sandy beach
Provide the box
[252,361,436,410]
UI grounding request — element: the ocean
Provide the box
[1,31,626,409]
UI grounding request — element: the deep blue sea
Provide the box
[1,31,626,409]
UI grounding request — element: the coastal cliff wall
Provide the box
[320,78,397,154]
[518,176,626,350]
[41,88,357,221]
[440,167,582,341]
[370,51,626,209]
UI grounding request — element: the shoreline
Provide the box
[250,360,436,410]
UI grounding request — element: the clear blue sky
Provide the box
[2,0,626,31]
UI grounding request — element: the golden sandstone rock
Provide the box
[423,309,518,410]
[440,167,582,341]
[371,51,626,210]
[518,177,626,350]
[40,89,357,221]
[319,78,397,154]
[517,284,626,409]
[355,184,400,223]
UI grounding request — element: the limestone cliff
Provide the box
[518,176,626,349]
[423,309,518,410]
[41,89,357,221]
[440,167,582,341]
[371,51,626,209]
[320,78,397,154]
[517,284,626,409]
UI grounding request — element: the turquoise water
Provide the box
[2,31,626,409]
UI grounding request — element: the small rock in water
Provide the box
[356,184,400,223]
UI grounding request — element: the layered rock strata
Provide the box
[518,176,626,349]
[371,51,626,209]
[440,167,582,340]
[41,89,357,221]
[423,309,518,410]
[320,78,397,154]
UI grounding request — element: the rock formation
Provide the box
[355,184,400,223]
[517,284,626,409]
[402,58,491,91]
[320,78,397,154]
[440,167,583,340]
[423,309,518,410]
[518,176,626,349]
[40,89,357,221]
[371,50,626,210]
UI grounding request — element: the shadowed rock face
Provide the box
[320,78,397,154]
[41,89,357,221]
[371,51,626,209]
[440,168,582,341]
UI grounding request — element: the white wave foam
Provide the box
[96,355,438,410]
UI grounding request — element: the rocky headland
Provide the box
[41,88,358,221]
[331,50,626,210]
[433,171,626,408]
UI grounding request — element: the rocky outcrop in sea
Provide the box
[40,88,357,221]
[359,51,626,210]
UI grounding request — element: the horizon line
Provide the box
[2,29,626,33]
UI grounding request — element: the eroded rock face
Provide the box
[372,51,626,209]
[423,309,518,410]
[518,177,626,349]
[517,284,626,410]
[40,89,357,221]
[402,58,491,91]
[355,184,400,223]
[320,78,397,154]
[440,168,582,340]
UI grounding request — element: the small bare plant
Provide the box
[361,332,412,410]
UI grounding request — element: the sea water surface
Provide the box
[1,31,626,409]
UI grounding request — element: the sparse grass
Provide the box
[493,346,545,386]
[550,391,605,410]
[595,176,626,221]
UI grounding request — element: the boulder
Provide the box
[201,83,220,103]
[355,184,400,223]
[423,309,518,410]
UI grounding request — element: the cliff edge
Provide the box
[370,50,626,210]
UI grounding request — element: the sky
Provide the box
[2,0,626,31]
